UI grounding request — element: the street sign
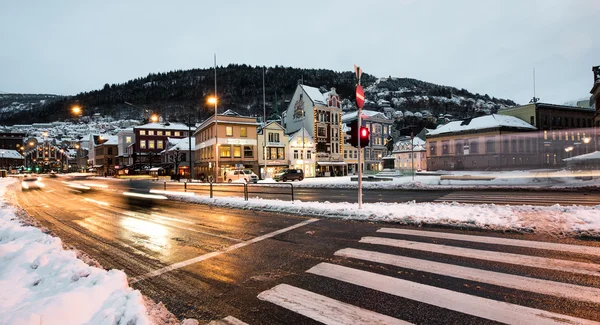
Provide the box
[355,85,365,109]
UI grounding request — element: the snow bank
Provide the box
[171,192,600,237]
[0,178,173,325]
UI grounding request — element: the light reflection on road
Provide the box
[121,216,169,252]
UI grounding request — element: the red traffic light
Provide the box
[360,127,369,138]
[359,126,370,147]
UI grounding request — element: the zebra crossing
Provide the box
[256,227,600,325]
[434,191,600,206]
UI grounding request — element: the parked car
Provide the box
[225,169,258,183]
[273,169,304,182]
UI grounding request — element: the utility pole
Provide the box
[411,132,415,181]
[354,65,364,209]
[263,66,267,180]
[214,53,219,183]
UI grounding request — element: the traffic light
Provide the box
[359,126,370,147]
[345,120,359,147]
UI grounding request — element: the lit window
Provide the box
[166,131,171,136]
[226,126,233,137]
[126,136,132,143]
[140,140,146,149]
[148,130,154,136]
[174,132,180,137]
[157,141,163,149]
[140,130,146,135]
[240,127,247,137]
[148,140,155,149]
[220,146,231,157]
[233,145,241,158]
[157,131,163,136]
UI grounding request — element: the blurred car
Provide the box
[273,169,304,182]
[225,169,258,183]
[21,174,44,190]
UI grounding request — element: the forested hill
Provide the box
[1,64,517,125]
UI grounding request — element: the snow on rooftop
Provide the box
[428,114,536,136]
[300,85,326,105]
[165,137,195,152]
[135,122,188,130]
[0,150,24,159]
[342,110,387,122]
[564,151,600,162]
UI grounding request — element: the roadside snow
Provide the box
[0,178,178,325]
[169,192,600,237]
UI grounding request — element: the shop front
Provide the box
[316,161,347,177]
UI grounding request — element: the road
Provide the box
[14,176,600,324]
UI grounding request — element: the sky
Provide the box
[0,0,598,105]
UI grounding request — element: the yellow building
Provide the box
[194,110,260,181]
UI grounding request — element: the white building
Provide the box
[116,128,134,167]
[282,84,345,177]
[257,121,289,179]
[287,127,316,178]
[393,136,427,172]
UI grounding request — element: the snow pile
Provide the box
[171,193,600,237]
[0,178,156,325]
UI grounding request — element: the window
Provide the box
[140,140,146,149]
[317,127,326,137]
[352,150,356,159]
[174,132,181,137]
[157,141,163,149]
[455,140,463,155]
[544,130,547,140]
[220,146,231,157]
[126,136,132,144]
[470,139,479,154]
[294,150,299,159]
[518,138,524,153]
[108,147,113,155]
[543,116,548,125]
[148,140,155,149]
[511,138,517,153]
[243,146,253,157]
[157,131,163,136]
[149,130,155,136]
[233,145,241,158]
[307,150,312,159]
[486,138,495,153]
[166,131,171,136]
[278,148,285,159]
[530,116,534,125]
[442,141,449,154]
[429,141,437,156]
[241,127,247,137]
[140,130,146,135]
[269,147,277,160]
[344,150,348,159]
[268,132,280,142]
[225,127,233,137]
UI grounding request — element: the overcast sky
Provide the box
[1,0,598,105]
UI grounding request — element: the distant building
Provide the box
[116,129,134,168]
[287,127,316,178]
[0,149,24,170]
[341,124,359,175]
[160,137,195,178]
[342,110,394,172]
[194,110,260,181]
[592,66,600,127]
[282,84,345,177]
[257,121,290,179]
[498,102,595,166]
[427,114,537,171]
[93,135,118,176]
[132,121,189,171]
[393,136,427,172]
[0,132,26,151]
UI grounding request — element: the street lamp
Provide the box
[583,137,591,154]
[208,96,218,182]
[150,114,159,123]
[72,105,82,116]
[0,151,5,169]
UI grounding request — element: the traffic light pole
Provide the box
[358,108,363,209]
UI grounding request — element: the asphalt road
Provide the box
[13,176,600,324]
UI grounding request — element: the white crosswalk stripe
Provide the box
[257,228,600,324]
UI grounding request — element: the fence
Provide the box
[164,181,294,202]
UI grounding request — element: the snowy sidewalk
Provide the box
[165,191,600,238]
[0,178,184,325]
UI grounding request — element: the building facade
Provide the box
[393,137,427,172]
[342,123,360,175]
[282,85,345,177]
[0,132,26,151]
[93,136,118,176]
[257,121,290,179]
[427,114,538,171]
[160,137,195,178]
[498,103,596,167]
[342,110,394,172]
[287,127,316,178]
[592,66,600,127]
[116,129,134,168]
[132,122,189,171]
[194,110,259,181]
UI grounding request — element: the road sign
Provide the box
[355,85,365,109]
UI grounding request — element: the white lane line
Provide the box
[307,263,600,325]
[377,228,600,257]
[336,248,600,304]
[258,284,411,325]
[360,237,600,277]
[130,218,319,283]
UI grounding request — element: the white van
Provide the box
[225,169,258,183]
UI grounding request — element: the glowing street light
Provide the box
[150,114,159,123]
[208,97,217,105]
[72,106,82,115]
[208,95,219,182]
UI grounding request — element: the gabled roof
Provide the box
[0,149,24,159]
[342,110,389,122]
[300,85,326,105]
[134,122,189,130]
[428,114,536,136]
[563,151,600,162]
[221,109,240,116]
[288,127,314,142]
[163,137,195,153]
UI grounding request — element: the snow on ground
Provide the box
[0,178,184,325]
[167,191,600,238]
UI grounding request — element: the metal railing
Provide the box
[165,181,294,202]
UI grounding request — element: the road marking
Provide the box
[130,218,319,283]
[377,228,600,257]
[307,263,600,325]
[360,237,600,277]
[335,248,600,304]
[258,284,411,325]
[83,198,110,206]
[45,189,55,193]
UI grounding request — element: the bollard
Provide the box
[210,182,213,198]
[290,184,294,203]
[164,182,166,190]
[184,182,187,191]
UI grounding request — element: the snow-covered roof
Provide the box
[0,150,24,159]
[98,135,118,146]
[342,110,388,122]
[428,114,536,136]
[300,85,326,105]
[563,151,600,162]
[135,122,188,130]
[163,137,195,152]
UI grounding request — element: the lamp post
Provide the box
[583,137,591,154]
[0,150,5,169]
[209,53,218,182]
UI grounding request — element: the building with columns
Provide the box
[282,84,345,177]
